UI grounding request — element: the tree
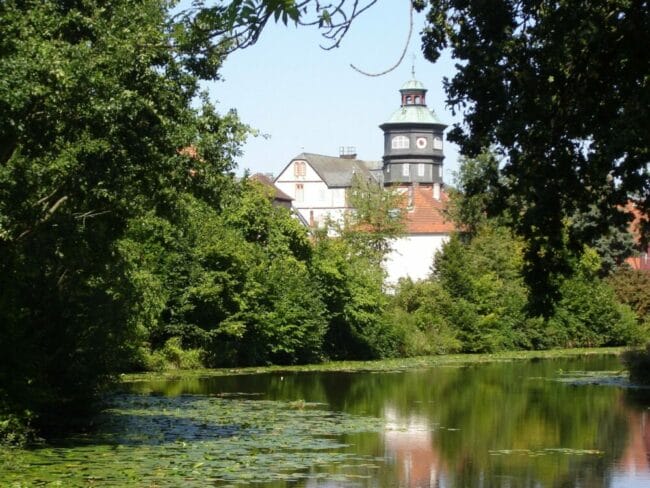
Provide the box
[417,0,649,311]
[339,174,406,264]
[446,150,505,238]
[0,0,247,432]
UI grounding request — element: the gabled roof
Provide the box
[287,152,381,188]
[250,173,293,201]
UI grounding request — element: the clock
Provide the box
[416,137,427,149]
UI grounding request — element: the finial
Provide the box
[411,53,416,78]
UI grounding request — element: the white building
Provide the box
[274,76,456,284]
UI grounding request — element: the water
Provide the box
[2,354,650,487]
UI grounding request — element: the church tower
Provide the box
[379,75,447,190]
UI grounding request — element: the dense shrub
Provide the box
[386,279,461,356]
[607,267,650,323]
[433,226,538,352]
[311,237,396,360]
[388,225,646,355]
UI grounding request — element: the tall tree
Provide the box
[416,0,649,310]
[0,0,246,430]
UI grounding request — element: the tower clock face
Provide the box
[416,137,427,149]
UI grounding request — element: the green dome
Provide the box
[385,105,442,124]
[400,79,426,91]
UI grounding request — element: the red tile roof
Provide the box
[405,184,456,234]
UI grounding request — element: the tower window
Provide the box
[433,137,443,150]
[402,164,410,177]
[392,135,410,149]
[414,96,420,104]
[418,163,425,177]
[293,161,306,176]
[406,95,412,104]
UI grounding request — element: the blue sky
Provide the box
[206,1,463,182]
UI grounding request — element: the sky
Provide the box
[205,1,463,182]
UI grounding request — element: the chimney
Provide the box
[339,146,357,159]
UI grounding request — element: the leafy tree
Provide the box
[386,279,461,356]
[338,173,405,265]
[547,248,644,347]
[433,226,542,352]
[0,0,246,431]
[311,235,395,359]
[446,150,504,238]
[607,267,650,323]
[416,0,649,311]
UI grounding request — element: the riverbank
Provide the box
[122,346,628,382]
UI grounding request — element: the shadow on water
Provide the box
[5,353,650,487]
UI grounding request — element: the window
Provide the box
[295,183,304,202]
[392,135,410,149]
[293,161,306,177]
[433,137,443,150]
[417,163,425,177]
[414,96,420,104]
[406,95,412,104]
[437,165,442,177]
[402,164,410,177]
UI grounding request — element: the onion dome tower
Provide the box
[379,74,447,186]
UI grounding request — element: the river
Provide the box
[2,353,649,486]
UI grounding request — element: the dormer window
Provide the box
[391,135,410,149]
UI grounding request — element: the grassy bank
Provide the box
[122,347,626,383]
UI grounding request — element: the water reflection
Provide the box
[6,355,650,487]
[123,357,650,487]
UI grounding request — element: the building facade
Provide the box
[274,76,456,283]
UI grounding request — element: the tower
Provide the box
[379,76,447,188]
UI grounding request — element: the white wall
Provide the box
[275,160,349,228]
[384,234,449,285]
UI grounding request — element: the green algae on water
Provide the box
[0,394,385,486]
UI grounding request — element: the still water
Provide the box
[3,354,650,487]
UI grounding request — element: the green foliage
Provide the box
[418,0,649,310]
[547,266,644,348]
[390,222,645,354]
[607,267,650,323]
[340,174,405,264]
[446,150,503,237]
[433,226,539,352]
[385,279,461,356]
[311,236,396,360]
[135,337,205,372]
[231,255,327,366]
[0,0,246,433]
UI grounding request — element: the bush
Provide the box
[547,251,647,348]
[0,412,36,447]
[386,279,461,356]
[607,267,650,323]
